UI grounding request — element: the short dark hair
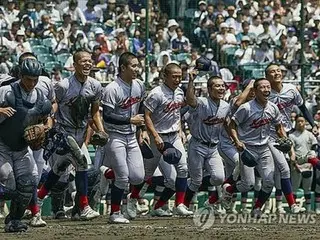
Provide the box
[265,63,280,77]
[207,75,222,88]
[253,78,268,88]
[163,62,181,75]
[19,52,37,65]
[118,52,137,73]
[295,114,305,121]
[73,49,91,63]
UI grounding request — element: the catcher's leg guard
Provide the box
[51,181,68,218]
[9,175,37,220]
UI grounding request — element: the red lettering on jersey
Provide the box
[202,117,225,125]
[120,97,141,109]
[249,118,272,129]
[164,101,184,112]
[277,101,293,110]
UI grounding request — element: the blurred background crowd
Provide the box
[0,0,319,120]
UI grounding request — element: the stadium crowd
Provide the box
[0,0,320,224]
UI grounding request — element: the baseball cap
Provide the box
[160,142,182,165]
[140,139,154,159]
[198,1,207,5]
[288,27,296,32]
[195,56,211,71]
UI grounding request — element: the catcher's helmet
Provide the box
[20,58,42,77]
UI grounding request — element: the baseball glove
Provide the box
[90,131,109,146]
[274,137,293,153]
[24,124,48,150]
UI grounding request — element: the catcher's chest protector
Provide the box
[0,82,52,151]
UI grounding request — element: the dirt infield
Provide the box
[0,215,319,240]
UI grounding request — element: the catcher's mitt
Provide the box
[90,131,108,146]
[274,137,293,153]
[24,124,48,150]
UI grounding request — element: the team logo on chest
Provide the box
[202,116,225,125]
[249,118,272,129]
[120,96,141,109]
[164,101,184,112]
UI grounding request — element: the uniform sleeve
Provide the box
[47,80,56,102]
[0,86,9,107]
[293,87,304,107]
[144,91,161,113]
[92,81,102,103]
[310,133,318,146]
[54,80,67,103]
[232,104,247,126]
[101,86,117,110]
[272,104,283,125]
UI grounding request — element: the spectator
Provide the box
[105,20,116,35]
[154,27,170,56]
[270,14,287,42]
[256,20,275,45]
[164,19,178,42]
[103,0,117,22]
[89,28,114,53]
[92,45,110,69]
[0,8,10,30]
[2,0,19,28]
[171,27,190,54]
[113,28,129,54]
[68,21,87,47]
[7,20,20,41]
[45,1,61,24]
[63,0,86,26]
[249,15,264,37]
[58,13,72,40]
[216,22,237,51]
[214,1,228,17]
[34,0,47,27]
[20,15,34,38]
[0,48,13,74]
[84,1,103,23]
[15,29,31,56]
[194,1,208,27]
[253,39,274,63]
[53,29,70,54]
[274,34,296,65]
[157,50,171,68]
[35,14,56,39]
[234,36,254,65]
[132,29,152,56]
[236,21,256,43]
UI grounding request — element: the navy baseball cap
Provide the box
[140,139,154,159]
[195,56,211,71]
[160,142,182,165]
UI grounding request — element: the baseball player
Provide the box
[100,52,147,224]
[15,52,58,226]
[289,115,318,213]
[0,58,51,232]
[37,49,104,220]
[183,74,229,213]
[222,78,285,218]
[138,63,191,217]
[266,63,317,213]
[218,79,256,213]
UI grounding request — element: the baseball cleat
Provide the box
[22,209,32,220]
[29,213,47,227]
[175,204,193,216]
[251,207,265,219]
[5,220,28,232]
[126,193,138,219]
[276,206,286,215]
[221,184,233,210]
[290,204,301,214]
[109,211,130,224]
[137,199,149,215]
[80,205,100,220]
[150,207,173,217]
[53,210,68,220]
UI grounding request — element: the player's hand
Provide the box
[189,69,198,82]
[0,107,16,118]
[312,125,319,136]
[155,135,164,151]
[235,141,245,152]
[139,130,150,145]
[130,114,145,126]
